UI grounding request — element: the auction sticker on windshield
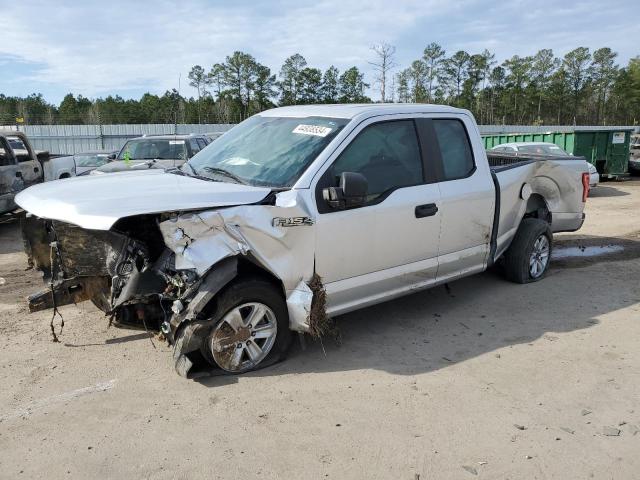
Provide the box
[292,124,332,137]
[169,140,185,145]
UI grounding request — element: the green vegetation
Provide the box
[1,45,638,125]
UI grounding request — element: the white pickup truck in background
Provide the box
[44,151,115,179]
[17,104,590,377]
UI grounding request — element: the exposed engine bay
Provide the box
[23,214,189,333]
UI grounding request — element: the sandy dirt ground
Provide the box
[0,181,639,480]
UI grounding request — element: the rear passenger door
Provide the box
[11,138,41,187]
[313,117,442,313]
[430,117,495,282]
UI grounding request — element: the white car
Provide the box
[18,105,590,377]
[491,141,598,188]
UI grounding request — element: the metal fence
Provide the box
[478,125,639,134]
[1,123,637,155]
[1,124,235,155]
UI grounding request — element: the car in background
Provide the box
[0,131,46,214]
[630,134,640,174]
[490,141,598,188]
[91,134,210,175]
[203,131,225,143]
[46,150,116,180]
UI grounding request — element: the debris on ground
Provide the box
[0,277,5,285]
[602,426,621,436]
[627,424,639,436]
[560,427,575,435]
[581,409,592,416]
[514,424,527,430]
[462,465,478,475]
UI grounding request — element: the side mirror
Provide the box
[107,153,116,160]
[323,172,368,210]
[36,151,50,162]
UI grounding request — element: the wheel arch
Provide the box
[170,254,289,377]
[524,193,552,224]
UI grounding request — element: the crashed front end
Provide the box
[22,214,178,331]
[21,190,318,377]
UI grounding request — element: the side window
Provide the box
[433,119,474,180]
[0,138,15,167]
[196,138,207,150]
[330,120,423,200]
[189,139,201,156]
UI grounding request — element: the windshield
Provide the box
[187,115,349,187]
[75,153,110,167]
[518,144,569,156]
[118,138,187,161]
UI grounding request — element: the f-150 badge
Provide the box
[272,217,314,227]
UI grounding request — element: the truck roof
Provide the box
[258,103,469,120]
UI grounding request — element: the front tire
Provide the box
[200,279,291,373]
[503,218,552,284]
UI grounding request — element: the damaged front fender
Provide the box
[159,190,317,333]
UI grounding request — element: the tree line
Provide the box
[1,44,639,126]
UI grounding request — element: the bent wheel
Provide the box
[201,279,291,373]
[209,302,278,372]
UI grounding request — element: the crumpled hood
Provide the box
[15,169,271,230]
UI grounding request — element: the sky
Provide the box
[0,0,637,104]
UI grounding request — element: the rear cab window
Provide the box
[432,119,475,180]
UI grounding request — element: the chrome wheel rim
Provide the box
[529,234,550,278]
[208,302,277,373]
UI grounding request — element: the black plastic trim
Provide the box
[487,171,501,267]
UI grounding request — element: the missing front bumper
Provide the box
[28,276,110,313]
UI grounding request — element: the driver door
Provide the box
[313,117,442,315]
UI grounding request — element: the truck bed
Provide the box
[487,151,587,172]
[487,151,589,263]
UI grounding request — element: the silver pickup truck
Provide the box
[16,104,589,377]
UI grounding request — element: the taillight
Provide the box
[581,172,590,202]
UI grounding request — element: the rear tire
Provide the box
[503,218,552,284]
[200,279,291,373]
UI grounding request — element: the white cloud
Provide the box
[0,0,448,99]
[0,0,637,102]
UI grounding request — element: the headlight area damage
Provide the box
[21,190,323,377]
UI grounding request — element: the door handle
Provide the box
[34,167,39,173]
[15,171,23,178]
[415,203,438,218]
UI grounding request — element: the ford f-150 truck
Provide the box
[16,104,590,377]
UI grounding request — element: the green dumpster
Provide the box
[482,128,634,177]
